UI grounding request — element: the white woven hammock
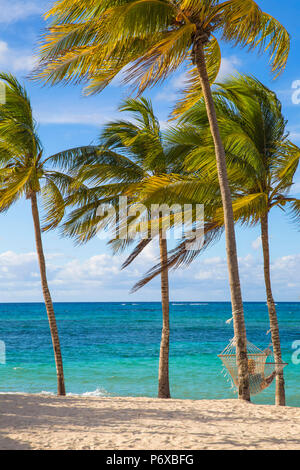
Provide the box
[218,338,287,396]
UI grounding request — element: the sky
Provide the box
[0,0,300,302]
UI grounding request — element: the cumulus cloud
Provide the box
[216,56,241,82]
[0,40,36,72]
[56,254,121,283]
[0,246,162,301]
[0,247,299,302]
[0,0,48,24]
[191,253,300,301]
[195,254,264,289]
[252,237,262,250]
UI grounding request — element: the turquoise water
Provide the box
[0,302,299,406]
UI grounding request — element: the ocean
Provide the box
[0,302,299,406]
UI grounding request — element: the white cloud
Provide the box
[0,0,48,24]
[137,241,158,262]
[0,250,36,266]
[252,236,262,250]
[0,250,61,284]
[0,249,299,302]
[272,254,300,278]
[192,253,300,300]
[171,72,188,89]
[57,254,121,282]
[0,249,158,301]
[36,109,119,127]
[195,257,227,281]
[0,40,36,72]
[216,56,241,82]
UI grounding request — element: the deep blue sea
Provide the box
[0,302,299,406]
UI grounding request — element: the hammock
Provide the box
[218,338,287,396]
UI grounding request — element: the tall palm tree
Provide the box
[61,98,189,398]
[212,76,300,405]
[35,0,291,400]
[138,75,300,405]
[0,73,98,396]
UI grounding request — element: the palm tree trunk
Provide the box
[30,192,66,396]
[261,213,285,406]
[158,227,171,398]
[194,35,250,401]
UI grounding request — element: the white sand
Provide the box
[1,394,300,450]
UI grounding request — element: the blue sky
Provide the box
[0,0,300,302]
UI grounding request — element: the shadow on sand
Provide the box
[1,394,300,450]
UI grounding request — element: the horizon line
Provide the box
[0,300,299,304]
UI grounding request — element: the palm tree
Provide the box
[0,73,98,396]
[138,75,300,405]
[61,98,191,398]
[35,0,291,400]
[212,76,300,405]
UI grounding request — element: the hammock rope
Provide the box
[218,337,287,396]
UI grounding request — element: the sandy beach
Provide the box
[0,394,299,450]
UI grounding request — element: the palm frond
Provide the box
[131,220,222,291]
[222,2,290,77]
